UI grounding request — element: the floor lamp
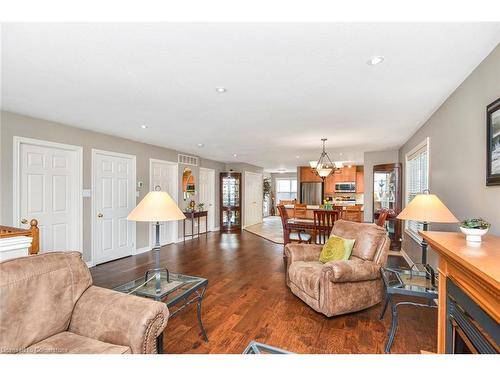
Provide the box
[397,191,458,268]
[127,186,186,293]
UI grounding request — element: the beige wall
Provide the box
[0,111,226,263]
[398,44,500,269]
[363,150,400,222]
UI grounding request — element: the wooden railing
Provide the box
[0,219,40,255]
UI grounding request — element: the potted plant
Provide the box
[459,218,491,242]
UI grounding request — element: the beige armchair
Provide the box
[0,251,169,354]
[284,220,390,317]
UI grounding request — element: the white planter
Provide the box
[460,227,489,242]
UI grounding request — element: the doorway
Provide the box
[149,159,179,246]
[92,149,136,265]
[244,172,263,227]
[199,167,216,232]
[13,137,83,253]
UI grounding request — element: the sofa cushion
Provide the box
[331,220,387,261]
[0,252,92,353]
[319,234,355,263]
[26,332,131,354]
[288,261,324,300]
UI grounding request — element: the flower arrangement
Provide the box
[459,218,490,242]
[460,218,491,230]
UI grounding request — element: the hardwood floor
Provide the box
[90,231,437,354]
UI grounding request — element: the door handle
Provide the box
[97,213,103,218]
[21,218,28,225]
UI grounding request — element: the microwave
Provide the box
[335,182,356,193]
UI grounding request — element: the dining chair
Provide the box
[293,203,308,219]
[344,205,363,222]
[277,205,311,244]
[313,210,339,244]
[376,209,391,227]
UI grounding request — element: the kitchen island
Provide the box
[283,204,364,221]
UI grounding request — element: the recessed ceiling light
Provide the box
[232,153,237,157]
[278,169,286,174]
[140,125,148,129]
[215,87,227,93]
[197,143,204,147]
[296,155,300,159]
[367,56,384,66]
[339,153,343,156]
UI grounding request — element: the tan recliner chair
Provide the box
[284,220,390,317]
[0,251,169,354]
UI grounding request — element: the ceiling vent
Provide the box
[178,154,199,166]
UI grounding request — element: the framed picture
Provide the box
[486,97,500,186]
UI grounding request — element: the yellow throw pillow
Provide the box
[319,234,355,264]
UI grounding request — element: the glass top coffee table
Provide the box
[380,267,438,353]
[113,271,208,352]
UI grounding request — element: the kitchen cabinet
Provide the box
[324,174,335,195]
[300,166,322,182]
[355,166,364,193]
[333,166,356,182]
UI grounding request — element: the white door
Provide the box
[93,150,136,264]
[199,168,216,232]
[150,159,178,246]
[16,138,82,252]
[244,172,263,227]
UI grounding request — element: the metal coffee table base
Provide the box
[381,299,437,353]
[168,285,209,342]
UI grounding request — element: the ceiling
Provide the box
[2,23,500,172]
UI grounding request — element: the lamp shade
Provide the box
[127,191,186,222]
[397,194,458,223]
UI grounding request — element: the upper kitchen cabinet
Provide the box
[300,166,322,182]
[355,166,364,193]
[333,166,356,182]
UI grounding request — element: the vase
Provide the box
[459,227,489,242]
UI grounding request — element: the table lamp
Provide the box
[397,191,458,265]
[127,186,186,293]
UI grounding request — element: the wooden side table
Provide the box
[183,211,208,242]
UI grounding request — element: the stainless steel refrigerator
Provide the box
[300,182,323,205]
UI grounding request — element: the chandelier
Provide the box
[309,138,337,180]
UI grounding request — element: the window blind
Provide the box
[276,179,297,202]
[405,142,429,241]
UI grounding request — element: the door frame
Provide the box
[148,158,179,249]
[91,149,136,266]
[199,167,216,232]
[244,171,263,228]
[12,136,83,253]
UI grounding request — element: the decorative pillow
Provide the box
[319,234,355,264]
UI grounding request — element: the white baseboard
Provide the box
[86,260,94,268]
[134,246,150,255]
[399,248,415,268]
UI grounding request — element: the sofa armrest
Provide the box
[324,260,381,283]
[69,286,169,354]
[284,243,323,263]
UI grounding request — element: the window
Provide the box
[405,138,429,241]
[276,179,297,203]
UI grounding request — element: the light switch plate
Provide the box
[136,191,140,197]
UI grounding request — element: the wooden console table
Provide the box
[183,211,208,242]
[420,231,499,353]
